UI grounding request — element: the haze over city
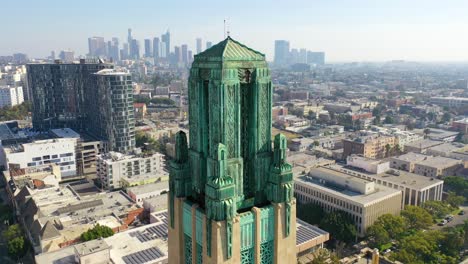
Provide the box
[4,0,468,61]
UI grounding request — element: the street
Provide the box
[431,205,468,230]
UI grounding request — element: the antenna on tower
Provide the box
[224,19,226,38]
[227,20,230,37]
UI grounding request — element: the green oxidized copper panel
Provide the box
[240,212,255,250]
[241,248,254,264]
[260,240,274,264]
[195,209,204,245]
[260,206,274,243]
[196,243,203,264]
[184,234,192,264]
[183,202,193,237]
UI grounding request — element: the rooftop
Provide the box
[391,152,430,162]
[50,128,80,139]
[195,37,265,61]
[126,181,169,196]
[404,139,444,149]
[427,142,467,153]
[295,169,401,206]
[415,156,461,168]
[330,164,443,190]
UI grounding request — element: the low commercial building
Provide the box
[126,181,169,204]
[15,186,143,254]
[346,155,390,174]
[97,151,166,190]
[426,142,468,158]
[0,137,77,178]
[332,164,443,208]
[294,167,402,236]
[430,96,468,108]
[342,135,396,159]
[423,128,459,142]
[452,118,468,133]
[404,139,444,153]
[413,156,462,178]
[389,152,430,172]
[35,209,329,264]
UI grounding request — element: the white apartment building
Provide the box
[97,151,166,190]
[294,167,402,236]
[430,96,468,108]
[0,86,24,107]
[0,138,77,178]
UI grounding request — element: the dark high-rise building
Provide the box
[274,40,290,66]
[307,51,325,65]
[89,69,135,153]
[144,39,152,57]
[130,39,140,59]
[206,41,213,50]
[196,38,202,54]
[153,37,160,59]
[161,30,171,59]
[27,60,135,153]
[181,44,188,65]
[88,37,107,57]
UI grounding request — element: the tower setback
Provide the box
[168,37,296,264]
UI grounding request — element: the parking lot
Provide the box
[432,205,468,230]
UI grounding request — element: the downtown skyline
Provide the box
[4,0,468,62]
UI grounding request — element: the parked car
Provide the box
[459,211,465,215]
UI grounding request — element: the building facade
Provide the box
[343,135,395,159]
[294,168,402,236]
[97,151,166,190]
[0,85,24,107]
[168,37,296,264]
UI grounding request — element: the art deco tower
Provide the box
[168,37,296,264]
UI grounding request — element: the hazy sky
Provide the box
[4,0,468,62]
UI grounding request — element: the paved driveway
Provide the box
[432,205,468,230]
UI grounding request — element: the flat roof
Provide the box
[50,128,80,139]
[391,152,430,163]
[404,139,444,149]
[295,174,401,206]
[427,142,466,153]
[415,156,461,168]
[35,210,329,264]
[330,164,443,190]
[127,181,169,196]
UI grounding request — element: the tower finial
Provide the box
[224,19,226,39]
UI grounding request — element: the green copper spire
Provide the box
[169,37,295,262]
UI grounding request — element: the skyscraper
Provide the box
[108,37,120,61]
[144,39,152,57]
[27,60,135,153]
[196,38,202,54]
[173,46,181,65]
[168,37,296,264]
[89,69,135,153]
[299,48,307,63]
[307,51,325,65]
[88,36,106,57]
[127,28,132,46]
[206,41,213,50]
[153,37,160,59]
[181,44,188,65]
[274,40,290,66]
[130,39,140,59]
[161,30,171,59]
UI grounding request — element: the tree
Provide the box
[443,176,468,197]
[442,112,452,123]
[80,224,114,241]
[297,203,324,225]
[3,224,22,241]
[423,128,431,139]
[440,227,465,257]
[384,116,394,124]
[385,144,392,157]
[446,192,465,208]
[308,248,340,264]
[401,206,433,229]
[313,140,320,147]
[367,214,406,248]
[7,236,26,258]
[320,211,357,243]
[423,201,452,219]
[391,230,457,264]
